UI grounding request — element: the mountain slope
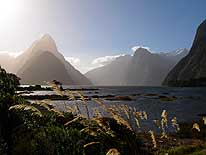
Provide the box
[16,34,91,85]
[126,48,175,86]
[163,20,206,86]
[19,52,74,85]
[160,48,189,62]
[86,55,132,85]
[0,34,91,85]
[85,47,188,86]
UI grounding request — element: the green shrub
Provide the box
[177,119,206,139]
[12,126,85,155]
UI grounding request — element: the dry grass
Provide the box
[38,82,206,153]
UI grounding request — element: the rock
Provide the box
[163,20,206,86]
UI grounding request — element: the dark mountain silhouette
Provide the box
[163,20,206,86]
[85,48,188,86]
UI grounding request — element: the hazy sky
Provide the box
[0,0,205,73]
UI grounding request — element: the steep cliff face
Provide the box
[163,20,206,86]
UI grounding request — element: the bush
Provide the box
[12,126,85,155]
[177,119,206,139]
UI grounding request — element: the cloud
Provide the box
[64,54,127,73]
[131,46,151,52]
[65,57,80,65]
[91,54,126,67]
[65,57,100,74]
[0,51,23,58]
[65,56,87,73]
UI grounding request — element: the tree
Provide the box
[0,66,20,97]
[0,66,20,154]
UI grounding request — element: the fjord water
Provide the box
[28,86,206,131]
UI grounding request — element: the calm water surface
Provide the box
[27,86,206,131]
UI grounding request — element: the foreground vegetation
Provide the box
[0,66,206,155]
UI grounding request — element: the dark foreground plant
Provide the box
[0,67,147,155]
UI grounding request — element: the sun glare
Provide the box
[0,0,21,22]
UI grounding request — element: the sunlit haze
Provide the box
[0,0,205,73]
[1,1,206,153]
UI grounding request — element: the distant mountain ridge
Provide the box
[0,34,91,85]
[85,55,132,85]
[85,47,188,86]
[163,20,206,86]
[0,34,191,86]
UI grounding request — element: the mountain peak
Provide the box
[169,48,188,56]
[39,33,56,45]
[15,34,91,85]
[193,19,206,45]
[41,33,54,41]
[29,33,58,53]
[133,47,151,57]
